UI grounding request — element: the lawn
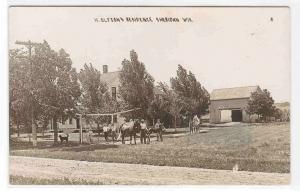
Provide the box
[10,122,290,173]
[10,175,104,185]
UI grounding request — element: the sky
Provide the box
[9,7,290,102]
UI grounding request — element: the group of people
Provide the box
[82,115,201,144]
[99,118,164,145]
[102,123,118,142]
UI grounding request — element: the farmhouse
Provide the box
[209,86,261,123]
[52,65,163,130]
[100,65,120,101]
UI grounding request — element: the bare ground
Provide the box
[10,156,290,185]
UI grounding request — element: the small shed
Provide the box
[209,86,261,123]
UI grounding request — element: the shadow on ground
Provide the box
[60,144,119,152]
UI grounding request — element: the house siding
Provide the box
[209,98,252,123]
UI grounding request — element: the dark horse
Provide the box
[146,123,165,143]
[119,120,141,145]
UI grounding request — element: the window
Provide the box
[112,87,117,100]
[113,115,117,123]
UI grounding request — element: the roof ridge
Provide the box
[212,85,258,91]
[101,70,121,75]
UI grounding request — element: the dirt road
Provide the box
[10,156,289,185]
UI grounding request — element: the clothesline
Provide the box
[75,108,141,117]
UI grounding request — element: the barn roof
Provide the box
[210,86,260,101]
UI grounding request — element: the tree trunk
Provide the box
[97,123,100,137]
[32,119,37,147]
[42,124,45,137]
[174,116,177,132]
[17,122,20,137]
[9,120,12,140]
[188,117,191,133]
[53,116,58,144]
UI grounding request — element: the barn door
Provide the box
[232,110,242,122]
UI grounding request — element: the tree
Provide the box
[246,89,276,122]
[119,50,154,119]
[147,87,171,126]
[158,82,184,131]
[170,65,210,126]
[78,63,107,112]
[9,49,32,137]
[32,42,81,144]
[9,41,81,145]
[78,63,123,134]
[273,108,284,121]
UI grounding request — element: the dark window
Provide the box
[113,115,117,123]
[112,87,117,100]
[69,118,72,124]
[76,118,80,129]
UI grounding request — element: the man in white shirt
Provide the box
[103,123,110,142]
[140,119,148,144]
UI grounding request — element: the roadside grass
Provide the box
[10,175,104,185]
[10,122,290,173]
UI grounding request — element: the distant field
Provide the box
[10,122,290,173]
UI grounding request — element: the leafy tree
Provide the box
[78,63,107,112]
[32,42,81,143]
[273,108,284,121]
[158,82,184,131]
[246,89,276,122]
[78,63,122,134]
[119,50,154,119]
[9,49,32,136]
[9,41,81,145]
[147,87,170,125]
[170,65,210,126]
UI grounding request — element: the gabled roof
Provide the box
[210,86,260,101]
[100,71,120,85]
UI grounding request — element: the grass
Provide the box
[10,175,105,185]
[10,122,290,173]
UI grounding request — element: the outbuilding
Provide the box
[209,86,261,123]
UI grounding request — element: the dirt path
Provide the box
[10,156,289,185]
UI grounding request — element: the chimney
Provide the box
[103,65,108,73]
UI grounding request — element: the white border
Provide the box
[1,1,300,191]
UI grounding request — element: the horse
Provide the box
[103,124,111,142]
[119,120,140,145]
[146,123,165,143]
[191,116,201,133]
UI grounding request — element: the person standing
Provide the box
[111,123,117,143]
[193,115,200,133]
[103,123,110,142]
[140,119,147,144]
[155,119,163,142]
[88,127,93,144]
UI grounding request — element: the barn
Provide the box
[209,86,261,123]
